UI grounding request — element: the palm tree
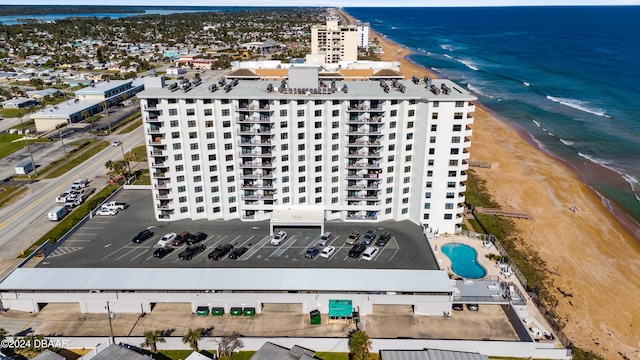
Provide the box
[182,328,203,352]
[348,330,372,360]
[140,330,165,352]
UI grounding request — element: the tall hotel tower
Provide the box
[138,67,476,234]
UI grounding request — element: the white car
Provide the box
[270,231,287,245]
[95,208,118,216]
[361,246,380,261]
[320,246,336,259]
[103,201,127,210]
[157,233,177,248]
[112,140,122,147]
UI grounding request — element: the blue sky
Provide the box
[4,0,640,6]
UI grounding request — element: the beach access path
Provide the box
[339,9,640,359]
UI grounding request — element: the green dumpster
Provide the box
[230,307,243,316]
[196,306,209,316]
[243,307,255,316]
[211,307,225,316]
[310,310,321,325]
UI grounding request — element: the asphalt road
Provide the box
[0,126,145,271]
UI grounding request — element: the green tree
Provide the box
[0,328,7,341]
[140,330,165,353]
[348,330,371,360]
[216,332,243,359]
[182,328,203,352]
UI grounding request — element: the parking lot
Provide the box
[39,189,439,270]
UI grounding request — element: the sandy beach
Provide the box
[341,9,640,358]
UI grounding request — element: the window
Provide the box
[297,100,305,105]
[456,101,465,107]
[408,109,415,117]
[229,207,237,213]
[409,100,416,105]
[315,133,322,140]
[407,121,414,128]
[333,100,340,105]
[406,133,413,140]
[207,143,215,150]
[299,186,306,193]
[225,154,233,161]
[314,121,322,129]
[406,144,412,151]
[388,144,395,151]
[403,187,409,194]
[432,112,438,120]
[226,165,234,172]
[332,133,339,140]
[430,136,436,143]
[280,100,288,105]
[211,186,219,192]
[446,192,455,198]
[386,208,392,214]
[315,110,322,117]
[388,155,395,162]
[332,197,338,204]
[332,187,339,193]
[297,109,305,117]
[221,109,230,116]
[280,110,288,117]
[428,160,435,166]
[281,143,288,150]
[402,198,409,204]
[423,214,429,220]
[282,166,289,173]
[332,144,339,151]
[168,108,178,116]
[453,125,462,131]
[283,176,289,183]
[283,196,290,203]
[403,176,410,183]
[205,120,213,127]
[299,197,306,204]
[196,206,204,213]
[190,143,198,150]
[179,196,187,203]
[387,177,394,183]
[282,154,289,162]
[299,176,306,183]
[170,120,178,127]
[224,143,232,150]
[223,132,231,139]
[227,175,235,182]
[332,176,339,183]
[283,186,290,193]
[168,99,177,104]
[448,170,457,177]
[228,186,236,193]
[332,121,339,128]
[315,187,322,193]
[204,109,212,116]
[186,99,195,104]
[177,175,185,182]
[229,196,236,203]
[425,192,431,198]
[298,133,305,140]
[444,214,453,220]
[387,166,394,173]
[315,197,322,203]
[187,120,196,127]
[189,132,197,139]
[454,112,463,120]
[332,165,339,173]
[281,133,288,140]
[401,208,408,214]
[315,144,322,151]
[447,181,456,188]
[208,154,217,161]
[449,159,459,166]
[186,109,195,116]
[194,176,202,182]
[426,181,432,188]
[429,148,435,155]
[431,125,437,131]
[212,196,219,203]
[298,154,305,161]
[405,155,412,162]
[178,186,186,193]
[389,133,396,140]
[195,196,203,203]
[180,206,188,213]
[171,132,180,139]
[191,154,199,161]
[315,165,322,172]
[174,154,182,161]
[445,203,454,209]
[175,165,184,172]
[210,175,218,182]
[450,148,459,155]
[427,170,433,177]
[390,121,396,128]
[299,166,306,172]
[433,101,439,107]
[203,99,212,104]
[332,109,339,117]
[424,203,430,209]
[192,165,201,172]
[223,120,231,128]
[452,136,461,143]
[390,110,397,117]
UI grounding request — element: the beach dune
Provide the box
[340,9,640,358]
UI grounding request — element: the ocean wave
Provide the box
[532,120,540,128]
[439,44,454,51]
[443,54,453,59]
[622,174,640,202]
[466,84,495,99]
[546,96,610,118]
[457,58,479,71]
[559,138,574,146]
[523,81,530,87]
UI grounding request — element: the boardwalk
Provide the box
[474,207,533,220]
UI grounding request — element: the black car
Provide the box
[305,247,320,259]
[208,244,234,261]
[187,231,208,245]
[348,243,367,258]
[229,247,248,259]
[376,231,391,247]
[153,247,174,259]
[178,244,206,260]
[452,303,464,311]
[132,229,154,243]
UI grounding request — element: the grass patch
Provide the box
[315,353,378,360]
[153,350,194,360]
[118,115,142,134]
[19,184,120,258]
[0,133,38,159]
[40,140,109,179]
[131,145,147,160]
[0,186,28,208]
[229,352,256,360]
[133,168,151,185]
[0,108,29,118]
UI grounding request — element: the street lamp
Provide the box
[106,301,115,344]
[19,116,37,177]
[104,101,112,135]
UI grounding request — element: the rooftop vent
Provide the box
[168,83,178,92]
[412,76,420,84]
[441,83,450,95]
[429,84,440,95]
[267,83,273,92]
[193,78,202,87]
[342,84,348,93]
[218,78,226,86]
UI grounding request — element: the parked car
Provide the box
[95,208,118,216]
[362,229,377,245]
[208,244,234,260]
[320,246,336,259]
[102,201,127,210]
[179,244,206,260]
[361,246,379,261]
[346,231,361,245]
[112,140,122,147]
[317,232,333,247]
[466,304,479,311]
[157,233,177,247]
[187,231,207,245]
[153,247,174,259]
[348,243,367,258]
[132,229,154,243]
[270,230,287,245]
[71,178,88,190]
[229,247,249,259]
[376,231,392,247]
[171,231,191,246]
[452,303,464,311]
[305,247,320,259]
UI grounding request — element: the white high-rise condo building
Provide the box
[138,67,476,234]
[311,19,358,63]
[356,23,370,49]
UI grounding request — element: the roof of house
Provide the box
[250,342,316,360]
[380,349,490,360]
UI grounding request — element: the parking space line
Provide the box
[65,239,92,242]
[116,245,150,261]
[268,236,297,258]
[241,235,271,260]
[130,249,149,261]
[72,233,98,236]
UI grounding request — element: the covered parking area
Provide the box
[269,206,324,236]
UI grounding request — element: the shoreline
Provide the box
[340,8,640,357]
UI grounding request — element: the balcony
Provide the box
[154,181,170,189]
[157,201,174,210]
[346,183,379,190]
[146,127,164,135]
[235,103,272,112]
[239,161,274,169]
[151,162,169,168]
[345,173,379,180]
[345,194,380,201]
[241,194,274,200]
[236,116,273,123]
[346,140,381,147]
[150,150,164,156]
[155,192,170,199]
[346,162,382,170]
[240,171,275,179]
[241,181,275,189]
[347,128,382,135]
[346,151,382,159]
[153,172,170,178]
[345,116,383,124]
[239,139,272,146]
[239,151,274,158]
[236,127,273,135]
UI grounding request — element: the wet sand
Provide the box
[340,9,640,358]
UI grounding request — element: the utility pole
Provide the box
[58,126,67,157]
[118,143,131,174]
[106,301,115,344]
[19,116,37,177]
[104,101,112,134]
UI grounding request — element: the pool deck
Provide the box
[426,232,562,344]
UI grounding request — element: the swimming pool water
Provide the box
[441,243,487,279]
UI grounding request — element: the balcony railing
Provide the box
[239,161,274,169]
[236,116,273,123]
[346,116,383,124]
[346,140,382,147]
[345,173,379,179]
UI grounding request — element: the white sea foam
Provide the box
[622,174,640,202]
[523,81,530,87]
[559,138,574,146]
[443,54,453,59]
[546,96,610,118]
[580,152,640,203]
[532,120,541,128]
[457,59,479,71]
[466,84,495,99]
[439,44,454,51]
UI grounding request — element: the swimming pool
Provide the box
[441,243,487,279]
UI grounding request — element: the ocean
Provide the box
[345,6,640,232]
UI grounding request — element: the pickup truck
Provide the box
[102,201,128,210]
[208,244,234,261]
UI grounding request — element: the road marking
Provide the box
[48,247,83,257]
[268,236,297,258]
[116,244,147,261]
[241,235,271,260]
[130,249,149,261]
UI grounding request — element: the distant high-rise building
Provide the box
[311,19,358,63]
[137,68,476,234]
[356,23,370,50]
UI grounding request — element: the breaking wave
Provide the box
[546,96,610,118]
